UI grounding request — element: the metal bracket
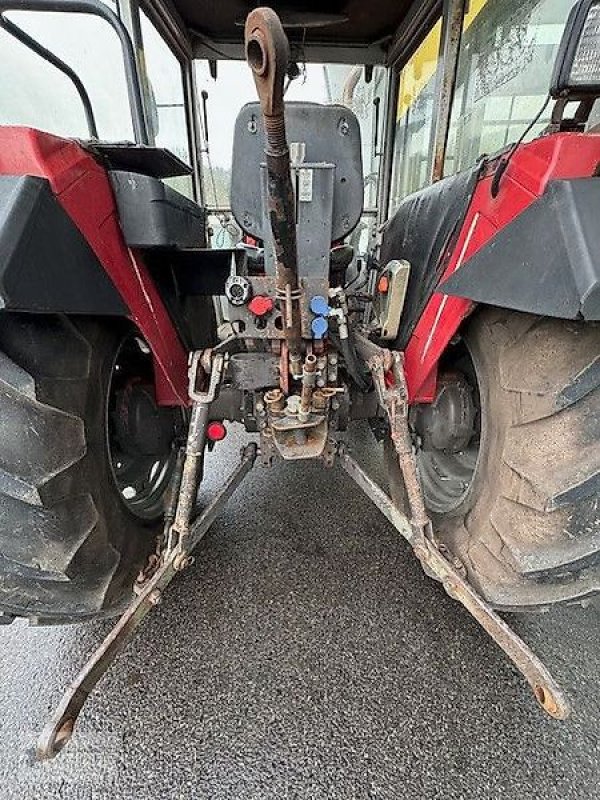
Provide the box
[337,351,571,721]
[36,350,255,760]
[36,443,257,760]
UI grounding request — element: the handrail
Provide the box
[0,0,149,143]
[0,15,98,138]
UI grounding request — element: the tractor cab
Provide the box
[0,0,599,759]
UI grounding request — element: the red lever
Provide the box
[248,295,274,317]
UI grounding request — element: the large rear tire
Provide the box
[386,309,600,611]
[0,314,182,625]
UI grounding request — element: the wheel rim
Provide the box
[106,336,182,521]
[413,343,481,516]
[418,445,480,515]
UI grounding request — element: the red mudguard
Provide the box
[0,126,188,406]
[405,132,600,403]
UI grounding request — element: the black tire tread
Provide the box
[383,309,600,611]
[0,314,155,623]
[440,310,600,611]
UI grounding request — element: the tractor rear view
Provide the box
[0,0,598,759]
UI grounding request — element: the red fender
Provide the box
[0,127,188,405]
[405,132,600,403]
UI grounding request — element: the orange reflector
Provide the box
[206,421,227,442]
[377,274,389,294]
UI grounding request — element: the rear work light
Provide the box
[551,0,600,98]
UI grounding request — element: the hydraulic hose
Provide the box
[329,331,372,393]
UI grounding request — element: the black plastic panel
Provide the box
[110,171,206,250]
[379,165,481,348]
[0,175,126,315]
[86,142,193,178]
[440,178,600,321]
[145,248,243,296]
[231,102,363,242]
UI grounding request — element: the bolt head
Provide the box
[148,589,162,606]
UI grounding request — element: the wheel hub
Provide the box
[107,336,182,521]
[113,380,178,457]
[412,373,476,453]
[411,366,481,517]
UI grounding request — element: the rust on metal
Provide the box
[264,387,285,413]
[172,352,225,541]
[370,351,431,535]
[245,7,302,356]
[279,341,290,394]
[338,445,570,721]
[37,350,257,760]
[429,0,467,183]
[342,351,572,721]
[37,441,258,760]
[415,539,570,719]
[136,445,186,588]
[300,353,317,417]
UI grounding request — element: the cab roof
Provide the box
[172,0,426,64]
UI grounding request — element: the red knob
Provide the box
[207,421,227,442]
[248,295,274,317]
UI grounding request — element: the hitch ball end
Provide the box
[244,7,289,118]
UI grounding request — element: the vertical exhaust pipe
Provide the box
[245,7,302,358]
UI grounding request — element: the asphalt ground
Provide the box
[0,425,598,799]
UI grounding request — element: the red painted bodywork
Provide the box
[404,132,600,403]
[0,127,188,406]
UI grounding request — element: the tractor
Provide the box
[0,0,598,758]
